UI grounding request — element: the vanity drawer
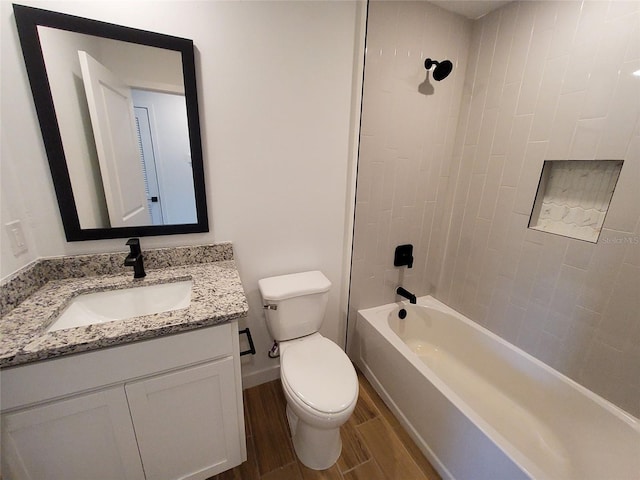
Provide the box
[1,321,238,412]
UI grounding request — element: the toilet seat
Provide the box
[281,336,358,415]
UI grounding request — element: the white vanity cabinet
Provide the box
[1,321,246,480]
[2,385,145,480]
[125,358,242,480]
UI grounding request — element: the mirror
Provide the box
[13,4,209,241]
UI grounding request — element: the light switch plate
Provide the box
[5,220,28,256]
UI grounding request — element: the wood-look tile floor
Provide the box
[210,370,441,480]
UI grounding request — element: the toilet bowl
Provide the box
[280,334,358,469]
[258,272,359,470]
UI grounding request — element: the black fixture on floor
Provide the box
[124,238,146,278]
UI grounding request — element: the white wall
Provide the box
[1,0,365,387]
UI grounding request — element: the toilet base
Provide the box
[286,405,342,470]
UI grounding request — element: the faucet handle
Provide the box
[394,244,414,268]
[126,238,142,256]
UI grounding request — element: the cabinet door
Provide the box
[1,386,145,480]
[125,358,243,480]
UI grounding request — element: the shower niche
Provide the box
[528,160,623,243]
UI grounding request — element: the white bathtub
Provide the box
[356,296,640,480]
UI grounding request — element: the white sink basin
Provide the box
[48,280,193,332]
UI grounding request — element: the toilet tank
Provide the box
[258,271,331,342]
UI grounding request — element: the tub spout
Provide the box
[396,286,416,304]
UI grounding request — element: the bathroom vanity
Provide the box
[0,243,249,480]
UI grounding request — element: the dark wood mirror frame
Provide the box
[13,4,209,241]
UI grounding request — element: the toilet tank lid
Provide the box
[258,271,331,301]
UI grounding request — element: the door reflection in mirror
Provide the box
[78,50,152,227]
[38,25,196,229]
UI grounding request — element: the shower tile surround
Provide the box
[350,0,640,418]
[0,243,248,367]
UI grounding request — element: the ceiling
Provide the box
[429,1,512,20]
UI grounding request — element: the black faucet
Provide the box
[396,286,416,304]
[124,238,146,279]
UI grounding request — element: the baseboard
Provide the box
[241,364,280,390]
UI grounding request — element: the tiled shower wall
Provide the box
[440,0,639,417]
[349,1,471,321]
[350,0,639,418]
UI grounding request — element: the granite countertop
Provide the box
[0,244,249,368]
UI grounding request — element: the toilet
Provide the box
[258,271,358,470]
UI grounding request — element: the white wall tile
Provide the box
[518,301,547,348]
[604,148,640,232]
[546,90,584,159]
[580,40,628,121]
[597,61,640,159]
[516,28,554,115]
[530,55,568,142]
[461,217,492,308]
[623,14,640,61]
[478,154,505,220]
[580,340,623,396]
[570,118,604,158]
[597,262,640,350]
[492,82,520,155]
[475,248,503,307]
[498,213,529,279]
[606,0,640,20]
[477,12,501,81]
[487,186,517,248]
[548,264,587,319]
[556,318,597,378]
[472,108,499,174]
[543,308,574,342]
[513,141,547,215]
[504,2,537,85]
[573,1,609,47]
[563,238,596,269]
[502,114,533,186]
[623,233,640,266]
[511,239,542,308]
[561,42,595,95]
[549,1,582,59]
[534,1,559,32]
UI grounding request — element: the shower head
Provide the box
[424,58,453,81]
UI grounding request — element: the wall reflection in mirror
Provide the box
[13,4,208,241]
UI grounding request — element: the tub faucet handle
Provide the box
[126,237,142,256]
[394,244,414,268]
